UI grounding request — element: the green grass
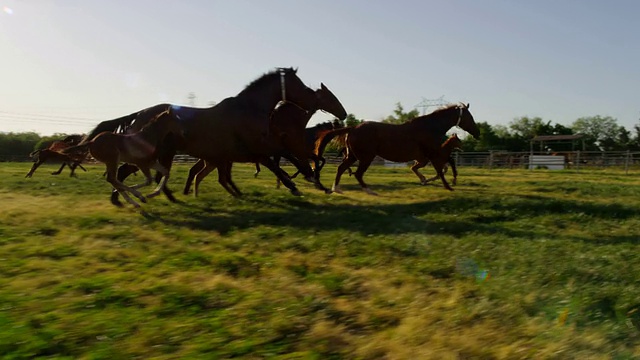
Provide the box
[1,162,640,359]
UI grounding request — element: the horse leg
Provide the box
[69,163,79,177]
[77,163,87,172]
[52,163,66,175]
[147,163,169,198]
[105,164,145,207]
[110,163,140,207]
[155,150,178,202]
[194,161,217,197]
[411,160,429,185]
[254,162,261,178]
[25,160,43,178]
[273,155,283,189]
[260,158,302,196]
[184,159,205,195]
[353,157,376,195]
[431,159,454,191]
[221,162,243,197]
[332,155,357,194]
[448,155,458,186]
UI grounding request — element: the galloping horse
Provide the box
[314,103,480,194]
[81,68,323,205]
[25,134,86,178]
[182,81,347,197]
[196,119,343,192]
[62,108,183,208]
[421,134,463,185]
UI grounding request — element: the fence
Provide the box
[6,151,640,172]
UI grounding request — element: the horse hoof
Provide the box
[364,188,378,196]
[290,189,303,197]
[139,196,147,203]
[324,188,333,194]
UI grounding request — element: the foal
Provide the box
[63,109,183,207]
[25,137,86,178]
[417,134,463,188]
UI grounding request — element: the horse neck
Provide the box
[441,140,459,154]
[134,118,174,147]
[237,76,288,118]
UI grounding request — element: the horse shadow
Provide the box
[144,193,640,243]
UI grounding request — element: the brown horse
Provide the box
[417,134,462,185]
[314,103,480,194]
[25,135,86,178]
[84,68,321,205]
[182,82,347,197]
[63,108,184,207]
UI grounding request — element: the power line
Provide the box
[414,96,448,115]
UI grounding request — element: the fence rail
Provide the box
[6,151,640,172]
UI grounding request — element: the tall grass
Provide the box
[1,162,640,359]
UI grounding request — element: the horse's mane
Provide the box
[137,109,171,132]
[238,67,297,96]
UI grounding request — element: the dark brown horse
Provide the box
[63,108,184,207]
[314,103,480,194]
[25,135,86,178]
[81,68,321,205]
[182,82,347,197]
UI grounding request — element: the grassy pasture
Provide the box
[1,161,640,359]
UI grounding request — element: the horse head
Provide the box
[316,83,347,120]
[443,133,463,151]
[456,103,480,139]
[279,67,317,112]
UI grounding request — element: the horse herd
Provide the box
[25,67,481,208]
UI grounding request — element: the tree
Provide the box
[382,102,419,124]
[509,117,555,139]
[461,122,502,151]
[571,115,620,151]
[344,113,363,127]
[0,132,41,160]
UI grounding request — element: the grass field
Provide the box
[1,161,640,359]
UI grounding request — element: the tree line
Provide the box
[2,102,639,160]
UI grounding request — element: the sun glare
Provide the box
[3,6,13,15]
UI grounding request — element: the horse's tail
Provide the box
[60,142,91,161]
[314,127,354,157]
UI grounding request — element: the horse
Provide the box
[410,134,459,185]
[25,135,87,178]
[412,135,462,186]
[82,68,322,205]
[181,81,347,197]
[314,103,480,195]
[242,119,342,188]
[62,108,184,208]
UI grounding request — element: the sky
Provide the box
[0,0,639,136]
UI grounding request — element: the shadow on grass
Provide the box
[143,193,640,240]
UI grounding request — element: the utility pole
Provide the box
[187,92,196,106]
[414,96,448,115]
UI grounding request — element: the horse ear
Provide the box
[321,82,327,90]
[465,103,470,109]
[293,67,298,73]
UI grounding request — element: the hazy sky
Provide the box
[1,0,639,135]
